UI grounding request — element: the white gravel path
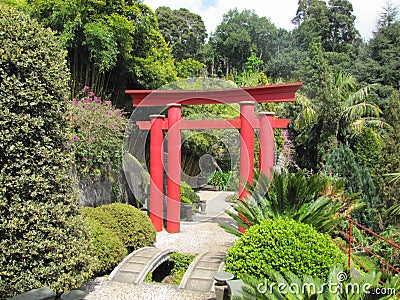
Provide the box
[154,222,238,254]
[84,201,238,300]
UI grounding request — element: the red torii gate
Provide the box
[126,82,302,233]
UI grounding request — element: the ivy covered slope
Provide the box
[0,5,93,298]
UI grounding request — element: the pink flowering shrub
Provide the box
[69,87,126,178]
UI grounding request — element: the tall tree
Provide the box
[367,4,400,89]
[294,39,385,169]
[27,0,176,101]
[211,8,278,75]
[326,146,381,231]
[292,0,360,52]
[156,6,207,62]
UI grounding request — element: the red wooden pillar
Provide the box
[239,101,256,200]
[259,112,275,179]
[149,114,165,232]
[166,104,182,233]
[238,101,255,233]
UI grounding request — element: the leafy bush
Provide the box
[225,218,345,281]
[80,208,128,275]
[0,5,94,298]
[69,88,126,178]
[208,171,231,190]
[80,203,156,252]
[180,181,200,204]
[168,252,196,284]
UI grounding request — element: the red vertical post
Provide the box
[259,112,275,179]
[149,114,165,232]
[166,104,182,233]
[238,101,255,233]
[239,101,256,200]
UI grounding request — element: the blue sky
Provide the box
[143,0,400,41]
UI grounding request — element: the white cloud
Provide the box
[143,0,399,40]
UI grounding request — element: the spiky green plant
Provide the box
[220,170,362,236]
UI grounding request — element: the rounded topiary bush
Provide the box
[81,203,156,252]
[0,5,93,298]
[80,207,128,274]
[225,218,344,281]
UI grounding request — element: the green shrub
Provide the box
[80,207,128,275]
[0,5,93,298]
[181,181,200,204]
[208,171,231,190]
[80,203,156,252]
[225,218,344,281]
[169,252,196,284]
[69,87,126,179]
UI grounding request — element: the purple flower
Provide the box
[83,157,88,161]
[84,86,89,91]
[72,100,78,106]
[89,91,95,97]
[73,136,80,141]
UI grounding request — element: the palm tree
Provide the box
[295,72,385,142]
[294,72,387,168]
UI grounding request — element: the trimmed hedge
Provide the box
[0,5,93,298]
[80,203,156,253]
[225,218,344,281]
[80,212,128,274]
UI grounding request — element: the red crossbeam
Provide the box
[127,82,302,107]
[136,117,290,130]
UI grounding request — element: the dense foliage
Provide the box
[80,210,128,274]
[69,87,126,181]
[156,7,207,62]
[0,5,93,298]
[180,181,200,204]
[79,203,156,252]
[225,218,344,281]
[326,145,381,229]
[26,0,177,100]
[221,170,361,236]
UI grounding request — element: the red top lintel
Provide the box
[126,82,303,107]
